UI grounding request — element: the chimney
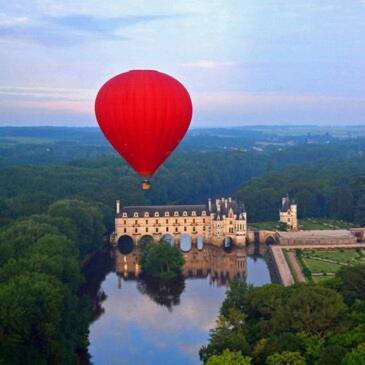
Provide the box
[216,199,221,213]
[224,199,228,209]
[228,197,232,203]
[116,200,120,214]
[208,198,212,211]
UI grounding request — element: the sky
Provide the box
[0,0,365,127]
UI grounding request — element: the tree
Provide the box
[48,199,105,257]
[284,286,346,336]
[140,241,185,280]
[335,265,365,305]
[206,349,252,365]
[342,344,365,365]
[266,351,306,365]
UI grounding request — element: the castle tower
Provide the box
[279,195,298,231]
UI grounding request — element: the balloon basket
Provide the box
[141,180,152,190]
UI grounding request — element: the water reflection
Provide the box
[114,244,252,286]
[137,275,185,310]
[86,244,271,365]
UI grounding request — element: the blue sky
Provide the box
[0,0,364,127]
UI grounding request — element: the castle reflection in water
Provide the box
[113,243,269,287]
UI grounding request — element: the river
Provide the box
[84,243,272,365]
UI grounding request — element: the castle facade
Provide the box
[114,197,247,247]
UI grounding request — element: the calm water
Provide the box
[86,244,271,365]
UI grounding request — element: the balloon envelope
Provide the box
[95,70,193,177]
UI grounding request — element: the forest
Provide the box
[201,266,365,364]
[0,127,364,363]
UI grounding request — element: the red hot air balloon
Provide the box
[95,70,193,190]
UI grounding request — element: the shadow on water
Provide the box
[137,274,185,310]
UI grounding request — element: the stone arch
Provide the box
[139,234,154,246]
[118,235,134,255]
[265,235,276,245]
[161,233,175,246]
[180,233,192,252]
[196,235,204,250]
[223,236,233,251]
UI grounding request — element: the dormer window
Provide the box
[154,212,159,217]
[174,211,179,216]
[164,212,170,217]
[134,212,139,218]
[144,212,149,217]
[183,211,187,216]
[192,211,196,216]
[202,211,206,216]
[122,213,127,218]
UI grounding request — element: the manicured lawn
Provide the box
[312,275,335,283]
[303,257,342,273]
[299,218,355,230]
[307,249,361,264]
[249,221,285,231]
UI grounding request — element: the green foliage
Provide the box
[342,343,365,365]
[266,351,306,365]
[335,265,365,305]
[206,349,252,365]
[0,199,105,364]
[140,241,185,280]
[235,160,365,224]
[202,264,365,364]
[48,199,106,257]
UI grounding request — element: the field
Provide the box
[299,218,355,230]
[296,248,365,282]
[250,218,355,231]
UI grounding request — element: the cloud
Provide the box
[180,60,240,69]
[0,13,178,46]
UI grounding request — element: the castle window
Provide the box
[156,228,158,233]
[124,220,127,224]
[155,219,158,224]
[175,218,178,223]
[135,228,138,233]
[193,227,196,232]
[174,211,179,216]
[183,211,187,216]
[166,227,169,232]
[145,220,148,225]
[164,212,170,217]
[192,211,196,216]
[166,219,169,224]
[184,227,187,231]
[203,218,205,223]
[124,228,127,233]
[154,212,159,217]
[135,220,138,224]
[175,227,178,232]
[203,226,206,231]
[193,218,195,223]
[144,212,149,217]
[146,227,148,232]
[230,220,233,225]
[184,218,187,224]
[122,213,127,218]
[134,212,139,218]
[202,211,206,216]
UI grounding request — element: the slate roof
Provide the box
[280,196,290,212]
[116,198,246,218]
[117,204,207,217]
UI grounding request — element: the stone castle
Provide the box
[279,195,298,231]
[114,197,247,248]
